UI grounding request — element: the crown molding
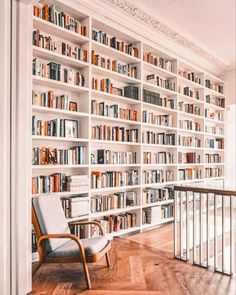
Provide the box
[56,0,225,75]
[105,0,227,71]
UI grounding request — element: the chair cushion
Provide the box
[48,236,109,258]
[32,195,70,252]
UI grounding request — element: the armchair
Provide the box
[32,195,111,289]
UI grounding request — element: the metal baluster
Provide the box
[186,191,189,261]
[174,189,178,258]
[180,191,183,259]
[207,193,210,268]
[222,195,225,273]
[200,193,202,266]
[230,195,233,275]
[214,194,218,272]
[193,192,196,264]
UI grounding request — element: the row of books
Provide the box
[32,90,78,111]
[32,174,89,194]
[205,109,223,121]
[178,101,201,116]
[178,69,202,84]
[178,152,201,164]
[32,116,79,138]
[205,138,224,149]
[92,29,139,58]
[142,111,173,127]
[91,170,139,189]
[33,3,87,36]
[92,125,139,142]
[179,86,200,100]
[91,150,137,165]
[92,78,139,100]
[91,212,137,236]
[142,132,175,145]
[143,187,174,204]
[205,80,223,94]
[33,29,88,62]
[179,120,201,132]
[178,135,202,148]
[143,169,175,184]
[67,175,89,192]
[205,168,223,178]
[143,89,176,109]
[205,153,222,163]
[91,191,137,213]
[205,125,224,135]
[147,74,176,91]
[32,173,67,194]
[143,151,174,164]
[33,58,85,86]
[179,168,202,180]
[92,51,138,78]
[206,95,225,108]
[61,195,89,218]
[32,146,86,165]
[143,51,174,72]
[70,224,87,239]
[91,99,138,121]
[142,204,173,224]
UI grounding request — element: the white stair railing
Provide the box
[174,186,236,276]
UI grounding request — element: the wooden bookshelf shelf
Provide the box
[33,46,89,69]
[92,64,141,84]
[178,93,204,104]
[91,114,141,125]
[30,0,225,246]
[90,184,141,193]
[92,40,141,64]
[91,89,141,105]
[33,16,89,44]
[91,164,141,168]
[91,205,141,218]
[32,76,89,93]
[32,135,89,142]
[178,76,204,90]
[32,106,89,118]
[142,199,174,209]
[142,101,177,113]
[32,164,89,169]
[143,81,178,96]
[91,139,141,146]
[143,61,177,79]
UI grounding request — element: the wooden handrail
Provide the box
[174,186,236,196]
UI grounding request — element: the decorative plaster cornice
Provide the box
[106,0,225,68]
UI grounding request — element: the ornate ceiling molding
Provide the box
[106,0,225,68]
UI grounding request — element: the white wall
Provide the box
[0,0,11,294]
[223,69,236,189]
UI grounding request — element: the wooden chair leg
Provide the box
[32,259,43,276]
[105,252,110,267]
[81,259,91,289]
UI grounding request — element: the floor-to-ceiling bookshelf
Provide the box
[31,1,226,260]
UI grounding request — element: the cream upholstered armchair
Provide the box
[32,195,111,289]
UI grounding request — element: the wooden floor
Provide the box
[31,224,236,295]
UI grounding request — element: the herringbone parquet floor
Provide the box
[31,224,236,295]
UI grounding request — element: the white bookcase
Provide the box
[31,0,226,247]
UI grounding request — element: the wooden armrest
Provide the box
[69,220,104,236]
[37,233,85,254]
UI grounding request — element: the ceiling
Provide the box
[127,0,236,70]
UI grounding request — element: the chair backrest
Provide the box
[32,195,70,253]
